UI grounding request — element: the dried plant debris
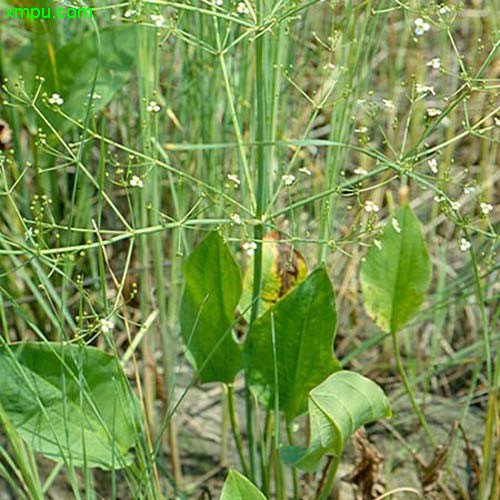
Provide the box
[418,423,458,500]
[342,429,386,500]
[0,119,12,150]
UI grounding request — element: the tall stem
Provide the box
[392,331,436,447]
[245,0,269,481]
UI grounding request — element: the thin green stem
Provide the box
[227,384,251,478]
[392,330,436,447]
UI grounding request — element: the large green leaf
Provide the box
[220,470,267,500]
[180,232,243,383]
[0,342,140,469]
[245,266,340,420]
[40,26,137,133]
[360,204,432,333]
[281,371,391,471]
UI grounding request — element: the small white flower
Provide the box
[124,9,136,17]
[150,14,165,28]
[460,238,471,252]
[281,174,296,186]
[373,239,382,251]
[236,1,249,14]
[48,93,64,105]
[146,100,161,113]
[434,194,445,202]
[230,213,242,225]
[214,0,223,5]
[450,200,460,211]
[480,202,493,215]
[427,108,442,117]
[382,99,395,109]
[100,318,115,334]
[299,167,312,176]
[391,217,401,233]
[354,167,368,175]
[130,175,143,188]
[354,126,368,134]
[427,57,441,70]
[416,83,436,95]
[414,18,430,36]
[439,6,450,14]
[227,174,241,186]
[428,158,439,174]
[364,200,379,213]
[24,227,34,240]
[464,185,475,194]
[243,241,257,256]
[494,117,500,127]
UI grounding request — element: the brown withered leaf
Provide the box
[343,429,386,500]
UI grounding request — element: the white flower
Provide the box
[460,238,471,252]
[427,108,442,117]
[427,57,441,70]
[480,202,493,215]
[434,194,445,202]
[88,92,102,100]
[48,93,64,105]
[391,217,401,233]
[230,213,242,225]
[299,167,312,176]
[354,126,368,134]
[130,175,143,188]
[124,9,136,17]
[243,241,257,256]
[464,185,475,194]
[227,174,241,186]
[214,0,223,5]
[354,167,368,175]
[494,117,500,127]
[236,1,249,14]
[150,14,165,27]
[382,99,395,109]
[364,200,379,213]
[100,318,115,334]
[416,83,436,95]
[281,174,296,186]
[414,18,430,36]
[439,6,450,14]
[373,239,382,251]
[428,158,439,173]
[450,200,460,211]
[146,100,161,113]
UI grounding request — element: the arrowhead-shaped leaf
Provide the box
[220,470,267,500]
[245,266,340,420]
[281,371,391,471]
[0,342,140,470]
[360,204,432,333]
[180,232,243,383]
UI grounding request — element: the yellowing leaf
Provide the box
[239,231,307,320]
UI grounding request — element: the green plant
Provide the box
[180,230,392,498]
